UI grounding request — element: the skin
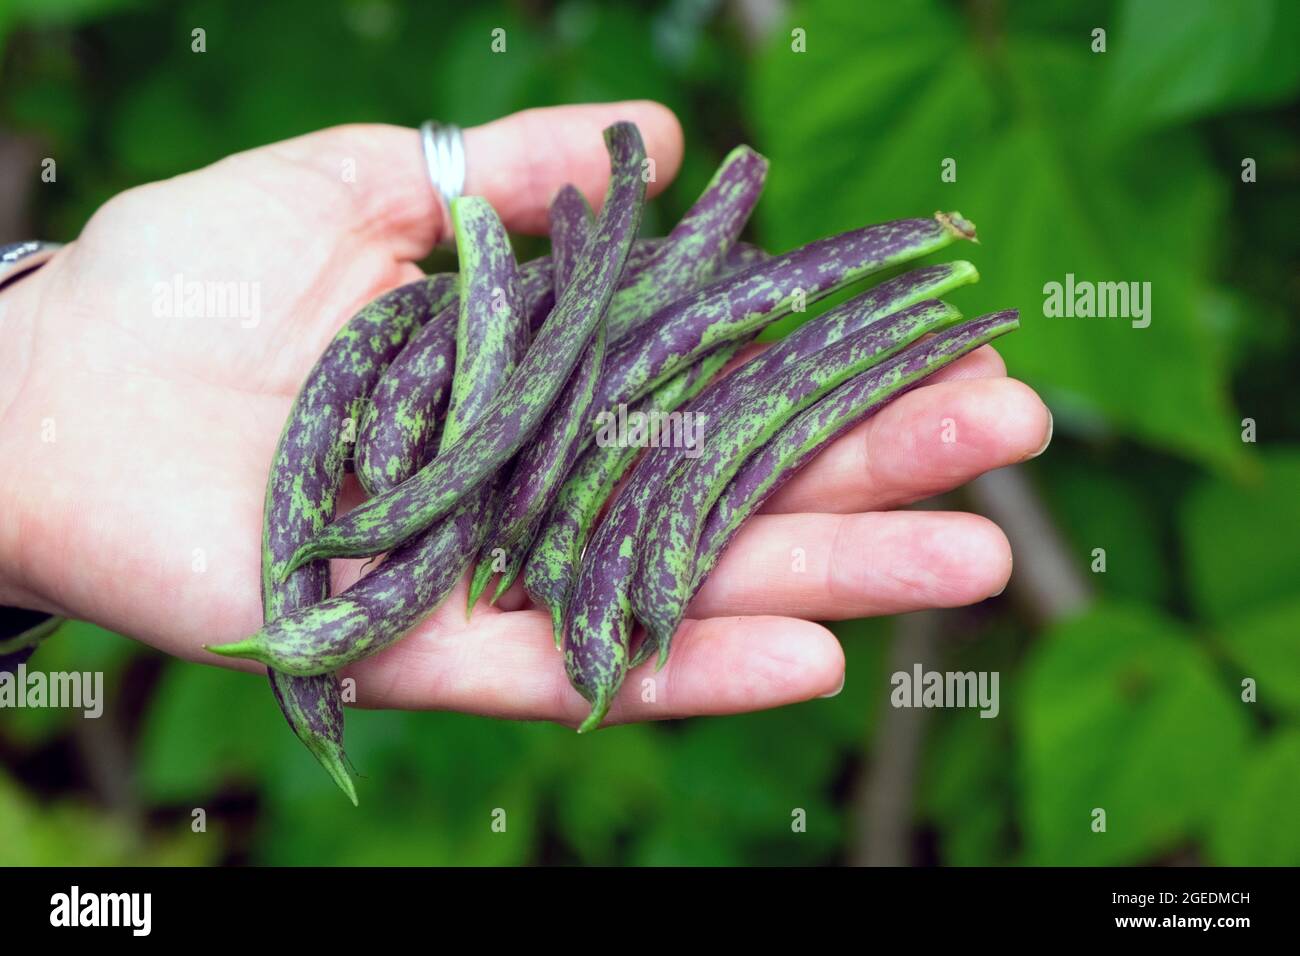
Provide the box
[0,101,1050,728]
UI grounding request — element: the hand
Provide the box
[0,101,1051,726]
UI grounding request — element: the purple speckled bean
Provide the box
[467,184,602,608]
[563,261,980,730]
[351,233,763,497]
[592,212,977,413]
[521,343,744,644]
[256,272,457,802]
[212,200,528,674]
[689,311,1022,605]
[564,261,977,723]
[281,123,649,572]
[353,256,555,495]
[549,184,594,293]
[630,299,964,661]
[604,145,768,341]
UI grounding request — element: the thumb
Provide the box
[265,101,684,261]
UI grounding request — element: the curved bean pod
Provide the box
[470,319,605,610]
[549,184,594,293]
[477,243,779,613]
[441,202,528,445]
[630,299,964,661]
[282,123,648,573]
[468,185,599,609]
[592,212,977,412]
[353,300,456,494]
[351,235,760,496]
[691,310,1022,596]
[256,272,457,801]
[212,199,527,675]
[352,256,555,495]
[604,145,768,341]
[522,343,742,643]
[563,263,979,728]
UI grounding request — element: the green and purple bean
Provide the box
[214,121,1020,800]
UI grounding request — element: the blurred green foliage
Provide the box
[1,0,1297,865]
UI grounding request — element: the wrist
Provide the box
[0,248,63,613]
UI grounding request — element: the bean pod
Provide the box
[282,123,649,572]
[212,198,528,675]
[353,257,555,494]
[603,145,768,341]
[691,311,1022,597]
[255,272,457,801]
[522,343,743,641]
[629,298,961,660]
[549,184,594,293]
[563,263,979,729]
[592,212,978,413]
[468,185,600,608]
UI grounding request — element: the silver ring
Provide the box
[419,121,466,214]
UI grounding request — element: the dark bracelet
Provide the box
[0,241,63,293]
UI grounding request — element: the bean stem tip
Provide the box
[935,210,978,243]
[576,689,610,734]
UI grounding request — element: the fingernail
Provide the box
[819,673,846,699]
[1030,407,1053,459]
[991,553,1012,598]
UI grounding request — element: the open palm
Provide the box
[0,102,1050,726]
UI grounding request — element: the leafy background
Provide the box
[1,0,1297,865]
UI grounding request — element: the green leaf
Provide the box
[1216,599,1300,719]
[1182,448,1300,623]
[922,713,1016,866]
[1019,602,1248,864]
[824,616,890,745]
[430,6,544,128]
[31,618,139,674]
[919,619,1023,866]
[1037,457,1171,604]
[749,0,1242,470]
[631,712,844,864]
[0,0,140,38]
[545,2,677,111]
[552,725,668,865]
[1104,0,1300,132]
[136,662,292,802]
[0,620,141,746]
[257,785,457,865]
[0,767,216,866]
[1208,730,1300,866]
